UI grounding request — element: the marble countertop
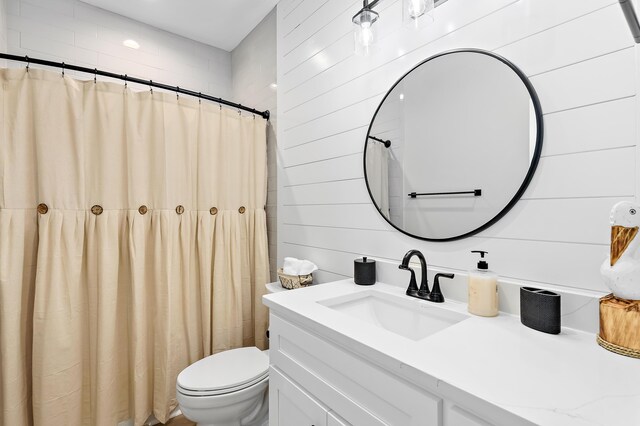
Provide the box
[263,280,640,426]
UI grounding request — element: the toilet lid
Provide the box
[177,347,269,394]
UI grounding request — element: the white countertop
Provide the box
[263,280,640,426]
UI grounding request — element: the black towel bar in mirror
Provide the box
[408,189,482,198]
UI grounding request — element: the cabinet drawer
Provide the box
[270,367,328,426]
[270,314,442,426]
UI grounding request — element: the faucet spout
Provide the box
[399,250,429,297]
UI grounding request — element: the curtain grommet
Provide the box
[238,206,246,214]
[37,203,49,214]
[210,207,218,215]
[138,205,148,215]
[176,205,185,215]
[91,205,103,215]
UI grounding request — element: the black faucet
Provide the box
[399,249,455,303]
[399,250,429,298]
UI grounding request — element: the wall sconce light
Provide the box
[353,0,438,55]
[352,0,380,56]
[403,0,434,28]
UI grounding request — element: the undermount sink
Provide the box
[318,290,468,341]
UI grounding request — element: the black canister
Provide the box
[354,257,376,285]
[520,287,561,334]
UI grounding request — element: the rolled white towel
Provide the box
[282,257,318,275]
[297,259,318,275]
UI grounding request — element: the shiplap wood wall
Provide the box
[276,0,638,293]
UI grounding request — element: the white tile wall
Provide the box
[4,0,232,98]
[276,0,638,293]
[232,9,278,280]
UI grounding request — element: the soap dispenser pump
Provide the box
[468,250,498,317]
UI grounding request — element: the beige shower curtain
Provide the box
[0,68,270,426]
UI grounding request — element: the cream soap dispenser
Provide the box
[468,250,498,317]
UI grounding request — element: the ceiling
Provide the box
[79,0,279,51]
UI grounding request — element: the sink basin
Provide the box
[318,290,468,341]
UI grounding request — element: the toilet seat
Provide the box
[177,347,269,397]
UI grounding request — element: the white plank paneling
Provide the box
[282,235,610,292]
[281,0,615,117]
[282,179,370,206]
[282,153,363,186]
[542,97,636,157]
[284,125,366,166]
[280,0,332,39]
[532,47,635,114]
[282,196,630,246]
[276,0,638,295]
[524,147,635,199]
[281,0,357,58]
[494,3,632,76]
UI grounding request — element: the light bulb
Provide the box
[403,0,434,27]
[361,23,374,47]
[409,0,426,18]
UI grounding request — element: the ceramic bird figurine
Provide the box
[601,201,640,300]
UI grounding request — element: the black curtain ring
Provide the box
[61,62,65,77]
[124,74,128,88]
[198,92,201,104]
[94,68,97,83]
[176,86,179,100]
[149,80,153,94]
[25,55,29,72]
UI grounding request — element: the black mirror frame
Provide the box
[363,48,544,242]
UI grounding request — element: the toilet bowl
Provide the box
[176,347,269,426]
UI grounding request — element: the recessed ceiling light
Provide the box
[123,39,140,49]
[270,83,278,89]
[399,93,405,100]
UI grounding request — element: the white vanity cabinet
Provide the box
[268,312,529,426]
[269,313,443,426]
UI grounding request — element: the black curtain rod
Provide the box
[0,53,270,120]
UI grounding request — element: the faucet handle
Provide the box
[428,273,455,303]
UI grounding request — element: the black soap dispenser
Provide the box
[354,257,376,285]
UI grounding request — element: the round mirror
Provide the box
[364,49,543,241]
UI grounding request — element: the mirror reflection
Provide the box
[365,49,542,241]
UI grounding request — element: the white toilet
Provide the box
[177,282,282,425]
[176,346,269,426]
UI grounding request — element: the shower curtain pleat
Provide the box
[0,210,37,425]
[0,68,270,426]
